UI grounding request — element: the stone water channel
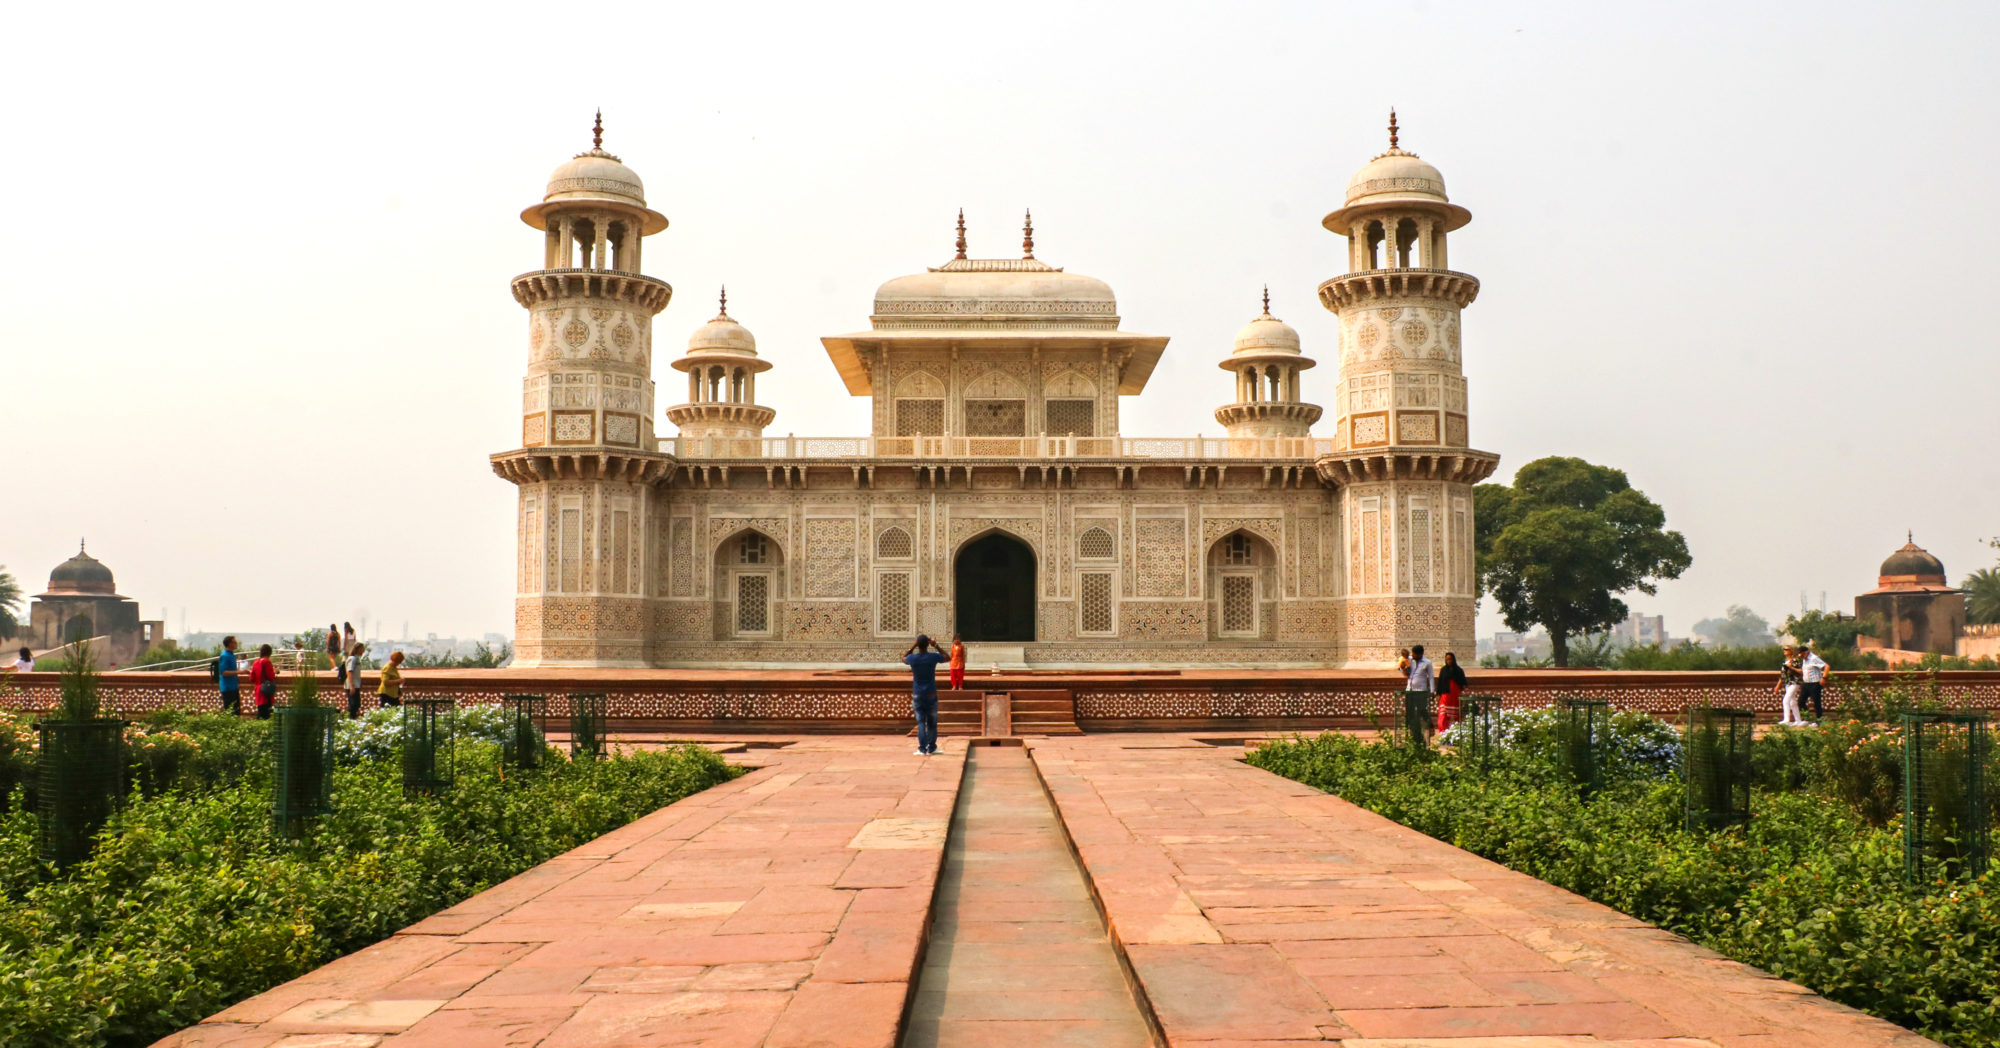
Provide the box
[903,743,1156,1046]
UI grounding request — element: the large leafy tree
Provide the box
[0,565,21,639]
[1781,609,1878,651]
[1474,457,1691,667]
[1966,567,2000,625]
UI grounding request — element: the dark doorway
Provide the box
[954,532,1036,641]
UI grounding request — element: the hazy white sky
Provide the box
[3,0,1994,642]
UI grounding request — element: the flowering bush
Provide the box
[1438,704,1683,779]
[123,725,201,798]
[332,703,547,765]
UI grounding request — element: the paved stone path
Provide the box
[161,738,961,1047]
[1031,735,1941,1048]
[905,744,1153,1047]
[162,733,1943,1047]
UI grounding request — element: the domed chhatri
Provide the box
[1878,535,1947,584]
[520,111,668,236]
[46,542,117,596]
[1322,109,1471,236]
[1214,288,1321,439]
[665,288,776,442]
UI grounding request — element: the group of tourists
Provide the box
[902,633,966,756]
[1398,644,1469,734]
[1774,641,1829,725]
[213,627,406,720]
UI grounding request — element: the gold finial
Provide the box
[955,209,967,260]
[1261,285,1271,315]
[1022,208,1035,259]
[718,285,728,317]
[592,109,604,150]
[1388,108,1399,150]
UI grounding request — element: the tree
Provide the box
[1692,605,1775,648]
[1474,457,1691,667]
[0,566,20,639]
[1965,567,2000,625]
[1781,609,1878,652]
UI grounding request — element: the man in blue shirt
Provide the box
[216,635,242,715]
[903,635,947,756]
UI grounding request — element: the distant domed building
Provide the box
[1855,535,1965,657]
[490,112,1499,668]
[13,544,165,665]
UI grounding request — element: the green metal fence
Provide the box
[1401,690,1435,751]
[1460,695,1502,768]
[503,694,549,770]
[272,705,338,837]
[1902,711,1990,882]
[1683,706,1754,832]
[35,719,125,867]
[401,698,456,797]
[570,693,608,759]
[1555,698,1608,797]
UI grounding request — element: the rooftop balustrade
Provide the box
[659,435,1338,460]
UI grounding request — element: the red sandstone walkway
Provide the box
[1031,735,1942,1048]
[160,738,962,1047]
[162,734,1946,1047]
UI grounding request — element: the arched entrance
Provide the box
[954,532,1035,641]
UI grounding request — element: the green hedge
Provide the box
[0,735,738,1047]
[1248,730,2000,1048]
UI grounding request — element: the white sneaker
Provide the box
[914,749,928,756]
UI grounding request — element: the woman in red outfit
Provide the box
[1435,651,1467,733]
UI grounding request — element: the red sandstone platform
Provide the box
[160,734,1943,1047]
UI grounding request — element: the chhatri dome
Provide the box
[1213,288,1320,439]
[519,111,668,235]
[1878,534,1948,586]
[685,288,759,356]
[1322,109,1471,235]
[1229,289,1303,356]
[45,541,117,596]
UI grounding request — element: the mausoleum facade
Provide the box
[491,114,1499,668]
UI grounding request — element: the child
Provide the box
[344,643,366,719]
[948,634,966,690]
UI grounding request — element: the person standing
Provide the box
[904,635,947,757]
[1800,643,1830,720]
[343,642,366,719]
[324,623,342,670]
[1436,651,1468,733]
[1774,645,1805,726]
[217,635,243,715]
[377,650,406,708]
[11,648,32,673]
[342,621,357,659]
[948,634,966,691]
[1404,644,1436,742]
[247,643,279,720]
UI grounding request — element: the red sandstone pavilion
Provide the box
[490,112,1497,670]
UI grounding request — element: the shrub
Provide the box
[0,731,738,1047]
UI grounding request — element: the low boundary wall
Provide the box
[7,668,1999,732]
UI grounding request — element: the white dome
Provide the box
[689,313,756,355]
[872,260,1117,325]
[1343,149,1449,208]
[1232,312,1301,355]
[545,150,647,207]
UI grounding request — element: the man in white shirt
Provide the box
[1404,645,1436,743]
[1800,644,1830,720]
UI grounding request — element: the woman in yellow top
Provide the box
[376,650,406,708]
[948,634,966,690]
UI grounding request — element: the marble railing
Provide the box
[661,435,1339,460]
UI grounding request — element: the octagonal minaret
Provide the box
[491,113,673,668]
[665,288,775,447]
[1214,288,1321,439]
[1314,112,1499,666]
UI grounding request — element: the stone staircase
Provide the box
[917,688,1081,737]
